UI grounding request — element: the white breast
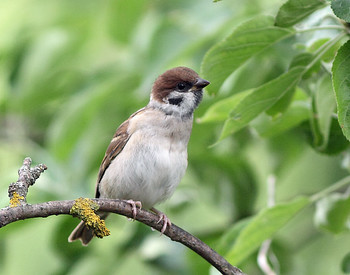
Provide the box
[99,108,193,208]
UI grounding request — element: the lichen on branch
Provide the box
[70,197,110,238]
[9,192,25,208]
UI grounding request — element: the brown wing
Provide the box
[95,108,146,198]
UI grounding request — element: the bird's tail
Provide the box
[68,213,109,246]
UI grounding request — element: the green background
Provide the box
[1,0,350,274]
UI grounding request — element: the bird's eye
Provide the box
[177,82,186,90]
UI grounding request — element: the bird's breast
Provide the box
[99,109,193,208]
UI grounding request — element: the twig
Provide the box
[258,240,276,275]
[257,175,279,275]
[7,157,47,206]
[1,157,245,275]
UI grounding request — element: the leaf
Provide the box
[107,0,147,44]
[217,33,345,141]
[219,67,304,140]
[201,15,294,95]
[331,0,350,22]
[226,197,310,265]
[47,85,111,160]
[265,52,318,116]
[303,116,349,154]
[314,193,350,234]
[198,90,252,123]
[252,100,310,138]
[325,118,350,153]
[332,39,350,141]
[216,218,251,256]
[308,38,343,63]
[265,84,296,116]
[342,252,350,273]
[315,75,337,149]
[275,0,327,27]
[289,52,321,79]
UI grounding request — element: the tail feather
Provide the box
[68,221,95,246]
[68,213,109,246]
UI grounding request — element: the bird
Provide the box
[68,66,210,246]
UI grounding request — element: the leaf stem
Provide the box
[304,32,347,72]
[296,26,346,33]
[311,175,350,202]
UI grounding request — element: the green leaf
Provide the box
[226,197,310,265]
[47,85,111,160]
[275,0,327,27]
[219,67,304,140]
[308,76,331,151]
[201,15,294,95]
[198,90,252,123]
[217,33,345,141]
[252,100,310,137]
[216,218,251,256]
[46,75,136,161]
[314,193,350,234]
[332,39,350,141]
[265,52,318,116]
[304,116,349,154]
[289,52,321,79]
[107,0,147,44]
[265,84,296,116]
[308,38,343,63]
[325,118,350,153]
[315,75,337,149]
[342,252,350,273]
[331,0,350,22]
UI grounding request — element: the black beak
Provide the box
[194,78,210,89]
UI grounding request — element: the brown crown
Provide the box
[151,67,200,102]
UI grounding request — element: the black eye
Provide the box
[177,82,186,90]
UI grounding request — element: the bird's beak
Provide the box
[194,78,210,89]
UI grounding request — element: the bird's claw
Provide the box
[151,207,172,234]
[125,199,142,220]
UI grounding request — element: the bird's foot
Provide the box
[151,207,172,234]
[125,199,142,219]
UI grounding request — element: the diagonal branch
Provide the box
[1,157,245,275]
[0,199,244,275]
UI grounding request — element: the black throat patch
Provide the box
[168,97,183,106]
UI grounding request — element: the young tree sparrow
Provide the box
[68,66,210,245]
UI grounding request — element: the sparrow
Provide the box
[68,66,210,246]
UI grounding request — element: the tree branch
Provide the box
[8,157,47,206]
[0,199,244,274]
[1,158,245,275]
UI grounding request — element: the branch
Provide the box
[0,199,244,274]
[8,157,47,206]
[1,158,245,275]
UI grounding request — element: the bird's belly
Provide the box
[99,135,188,208]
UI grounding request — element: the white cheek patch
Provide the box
[164,91,200,117]
[148,89,203,118]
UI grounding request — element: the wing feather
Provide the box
[95,107,146,197]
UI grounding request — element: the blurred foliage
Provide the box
[1,0,350,275]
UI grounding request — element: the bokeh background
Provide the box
[1,1,350,274]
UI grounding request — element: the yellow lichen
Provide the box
[70,198,110,238]
[9,192,24,207]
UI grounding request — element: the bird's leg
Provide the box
[125,200,142,219]
[150,207,172,234]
